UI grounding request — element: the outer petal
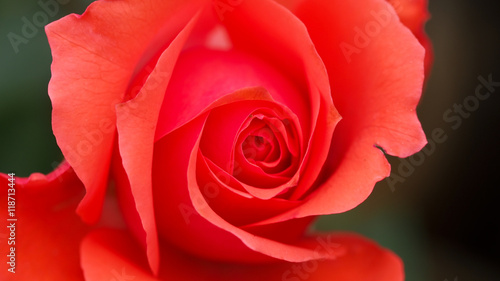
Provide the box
[46,0,207,225]
[0,163,89,281]
[113,11,203,275]
[388,0,429,32]
[276,0,427,218]
[279,0,432,75]
[387,0,432,76]
[80,229,157,281]
[81,229,403,281]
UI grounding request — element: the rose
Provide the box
[0,0,431,280]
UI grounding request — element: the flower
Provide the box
[0,0,430,280]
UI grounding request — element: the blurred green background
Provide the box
[1,1,499,280]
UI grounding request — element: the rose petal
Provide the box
[274,0,305,10]
[257,0,427,221]
[387,0,433,76]
[297,0,426,156]
[46,0,208,225]
[81,229,403,281]
[0,163,88,280]
[387,0,429,32]
[80,229,157,281]
[113,11,203,275]
[198,151,301,227]
[155,48,307,141]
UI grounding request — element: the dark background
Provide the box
[1,1,499,280]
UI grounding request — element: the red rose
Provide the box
[1,0,430,280]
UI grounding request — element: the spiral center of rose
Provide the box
[243,134,271,161]
[156,47,306,199]
[236,113,298,176]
